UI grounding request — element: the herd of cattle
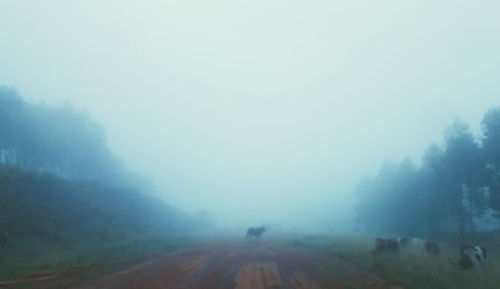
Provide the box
[244,226,488,270]
[373,237,488,270]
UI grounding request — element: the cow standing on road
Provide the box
[246,226,266,240]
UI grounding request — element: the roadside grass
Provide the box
[0,236,191,282]
[287,234,500,289]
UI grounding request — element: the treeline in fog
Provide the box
[356,108,500,240]
[0,86,141,188]
[0,87,206,279]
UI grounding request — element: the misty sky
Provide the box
[1,0,500,227]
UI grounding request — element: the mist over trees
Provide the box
[0,87,211,275]
[0,86,142,189]
[356,108,500,240]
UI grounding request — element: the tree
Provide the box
[481,108,500,216]
[0,86,143,189]
[419,144,447,238]
[441,120,486,239]
[355,159,426,236]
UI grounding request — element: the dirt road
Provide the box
[7,239,404,289]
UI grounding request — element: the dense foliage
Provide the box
[356,109,500,239]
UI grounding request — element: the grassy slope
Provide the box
[0,166,190,280]
[287,233,500,289]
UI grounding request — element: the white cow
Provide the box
[459,245,488,269]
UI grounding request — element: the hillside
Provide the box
[0,165,194,280]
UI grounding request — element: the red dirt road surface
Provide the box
[7,239,405,289]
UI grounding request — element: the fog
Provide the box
[1,0,500,228]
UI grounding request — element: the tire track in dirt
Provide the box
[234,262,282,289]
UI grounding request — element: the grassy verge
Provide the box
[0,165,199,282]
[287,234,500,289]
[0,236,191,282]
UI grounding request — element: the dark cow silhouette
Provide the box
[424,241,440,257]
[373,238,399,254]
[246,226,266,239]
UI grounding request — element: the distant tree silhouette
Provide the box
[0,86,142,188]
[356,113,499,240]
